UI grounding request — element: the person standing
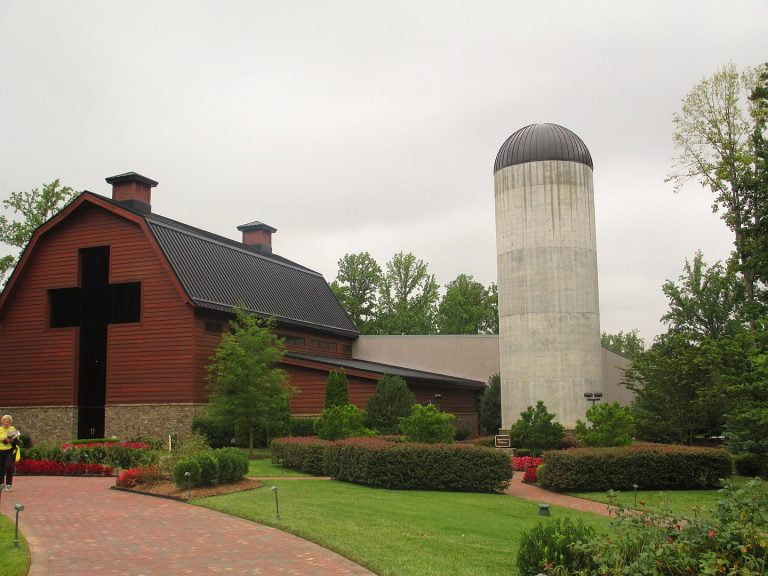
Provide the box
[0,414,20,491]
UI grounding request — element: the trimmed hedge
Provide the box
[214,447,249,483]
[271,437,330,475]
[538,443,732,492]
[271,436,512,492]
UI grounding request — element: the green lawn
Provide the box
[248,458,309,477]
[196,479,609,576]
[0,515,30,576]
[568,477,766,517]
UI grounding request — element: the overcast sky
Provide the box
[1,1,765,342]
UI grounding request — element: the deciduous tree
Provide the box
[330,252,382,333]
[601,329,646,359]
[206,309,292,456]
[0,179,78,283]
[667,63,768,306]
[437,274,498,334]
[377,251,439,334]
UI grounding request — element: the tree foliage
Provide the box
[623,254,752,444]
[575,402,635,447]
[667,62,768,305]
[206,309,292,456]
[324,369,349,409]
[365,374,416,434]
[508,401,565,455]
[330,251,498,335]
[399,403,455,443]
[377,251,440,334]
[314,404,372,440]
[0,179,78,283]
[437,274,498,334]
[479,373,501,434]
[601,329,645,359]
[330,252,381,334]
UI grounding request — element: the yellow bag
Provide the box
[14,447,20,462]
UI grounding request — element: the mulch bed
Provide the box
[112,477,264,502]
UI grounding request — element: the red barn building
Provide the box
[0,172,483,443]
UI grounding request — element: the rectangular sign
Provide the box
[494,434,511,448]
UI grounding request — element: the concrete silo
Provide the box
[494,123,602,430]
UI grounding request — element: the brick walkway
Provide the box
[0,476,375,576]
[505,472,615,517]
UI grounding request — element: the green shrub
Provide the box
[271,438,330,475]
[454,427,471,441]
[173,458,202,488]
[575,402,635,447]
[399,404,455,443]
[161,432,211,478]
[538,444,732,492]
[233,418,291,449]
[479,373,501,434]
[733,452,763,477]
[549,479,768,575]
[192,418,235,448]
[195,451,220,486]
[516,517,596,576]
[509,401,565,455]
[324,438,512,492]
[324,369,349,409]
[314,404,373,440]
[365,374,416,434]
[214,447,249,483]
[289,417,318,437]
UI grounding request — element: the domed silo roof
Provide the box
[494,123,593,173]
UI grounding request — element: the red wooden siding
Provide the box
[286,365,376,414]
[192,313,229,403]
[0,202,195,406]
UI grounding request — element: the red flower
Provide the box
[708,530,716,538]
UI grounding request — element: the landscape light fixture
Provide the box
[271,486,280,520]
[14,503,24,547]
[633,484,639,506]
[184,471,191,499]
[583,392,603,406]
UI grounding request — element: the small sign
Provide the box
[494,434,511,448]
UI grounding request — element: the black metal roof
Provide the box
[285,352,485,390]
[494,123,593,173]
[87,192,359,338]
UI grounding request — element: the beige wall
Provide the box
[353,335,500,384]
[353,335,632,407]
[601,348,633,405]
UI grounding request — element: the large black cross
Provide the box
[50,246,140,439]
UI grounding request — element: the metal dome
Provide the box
[494,123,593,173]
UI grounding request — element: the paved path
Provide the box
[0,476,375,576]
[505,472,615,516]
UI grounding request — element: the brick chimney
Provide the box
[237,221,277,253]
[105,172,158,214]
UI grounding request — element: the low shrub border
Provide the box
[538,443,732,492]
[271,436,513,492]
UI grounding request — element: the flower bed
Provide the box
[16,459,113,476]
[512,456,543,471]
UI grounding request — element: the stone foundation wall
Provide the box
[0,406,78,445]
[106,404,207,442]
